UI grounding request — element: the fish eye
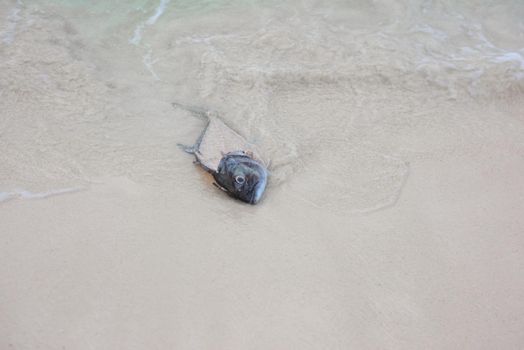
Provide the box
[235,175,245,184]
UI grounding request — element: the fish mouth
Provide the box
[249,176,268,204]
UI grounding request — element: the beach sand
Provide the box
[1,1,524,348]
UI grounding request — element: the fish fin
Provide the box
[177,125,207,154]
[177,143,197,154]
[172,102,218,120]
[199,163,216,174]
[213,182,228,192]
[213,183,243,202]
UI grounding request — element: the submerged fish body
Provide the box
[174,103,268,204]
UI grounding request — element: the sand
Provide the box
[1,0,524,349]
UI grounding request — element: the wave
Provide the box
[0,187,85,203]
[129,0,171,46]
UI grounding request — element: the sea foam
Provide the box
[129,0,170,46]
[0,187,85,203]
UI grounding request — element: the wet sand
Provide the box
[1,1,524,349]
[2,144,524,349]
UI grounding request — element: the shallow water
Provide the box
[1,0,523,209]
[1,1,524,348]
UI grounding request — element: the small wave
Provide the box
[493,52,524,68]
[129,0,171,46]
[492,52,524,79]
[409,20,524,97]
[0,187,85,203]
[409,23,448,42]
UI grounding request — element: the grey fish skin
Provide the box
[213,151,268,204]
[173,102,269,204]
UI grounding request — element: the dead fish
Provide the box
[173,102,268,204]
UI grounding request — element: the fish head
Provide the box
[213,151,268,204]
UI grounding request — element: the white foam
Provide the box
[492,52,524,70]
[129,0,170,46]
[143,47,160,80]
[0,187,85,203]
[410,23,448,41]
[1,1,23,45]
[0,192,14,202]
[129,24,145,46]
